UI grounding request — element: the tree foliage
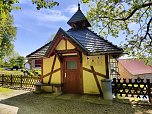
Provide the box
[9,56,25,68]
[6,55,25,69]
[16,56,25,68]
[0,0,59,15]
[0,0,59,59]
[82,0,152,63]
[32,0,59,10]
[0,12,16,59]
[0,50,25,69]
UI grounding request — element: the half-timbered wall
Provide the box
[67,40,75,49]
[42,39,76,91]
[56,39,66,50]
[43,56,61,83]
[42,38,108,94]
[82,54,106,94]
[42,56,61,92]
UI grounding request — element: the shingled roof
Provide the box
[67,28,123,54]
[26,41,51,58]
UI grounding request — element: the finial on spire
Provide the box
[78,3,80,10]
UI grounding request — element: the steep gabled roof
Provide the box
[26,41,51,59]
[67,28,123,54]
[118,59,152,75]
[45,28,89,57]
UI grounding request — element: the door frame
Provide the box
[61,55,83,93]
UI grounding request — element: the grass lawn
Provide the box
[0,69,41,77]
[0,87,12,92]
[0,70,23,75]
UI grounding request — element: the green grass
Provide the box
[34,69,41,75]
[0,68,2,71]
[0,70,24,75]
[0,87,12,92]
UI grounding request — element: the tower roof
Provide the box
[67,4,91,28]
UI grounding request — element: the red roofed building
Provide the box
[118,59,152,82]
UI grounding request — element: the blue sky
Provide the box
[11,0,125,57]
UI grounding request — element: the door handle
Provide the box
[65,73,66,78]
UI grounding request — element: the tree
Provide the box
[82,0,152,63]
[0,0,59,21]
[9,57,17,68]
[8,55,25,69]
[0,0,59,15]
[32,0,59,10]
[0,12,16,59]
[16,56,25,68]
[0,0,59,59]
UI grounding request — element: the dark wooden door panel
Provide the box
[62,56,81,93]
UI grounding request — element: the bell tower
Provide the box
[67,3,91,29]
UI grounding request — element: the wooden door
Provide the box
[62,56,82,93]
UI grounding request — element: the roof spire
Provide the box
[78,3,80,10]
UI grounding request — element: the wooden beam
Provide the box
[53,68,61,74]
[40,58,43,83]
[82,67,106,78]
[54,50,63,63]
[105,54,110,79]
[56,49,77,54]
[48,55,56,84]
[90,66,103,97]
[41,68,61,79]
[76,50,82,63]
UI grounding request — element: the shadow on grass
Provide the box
[1,92,150,114]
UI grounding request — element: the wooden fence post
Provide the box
[10,75,13,86]
[2,74,4,86]
[113,78,117,97]
[147,79,152,103]
[21,75,23,88]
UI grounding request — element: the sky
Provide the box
[11,0,125,57]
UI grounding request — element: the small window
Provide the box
[67,61,77,69]
[35,60,42,67]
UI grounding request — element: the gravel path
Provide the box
[0,89,151,114]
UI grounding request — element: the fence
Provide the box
[0,74,40,91]
[112,78,152,102]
